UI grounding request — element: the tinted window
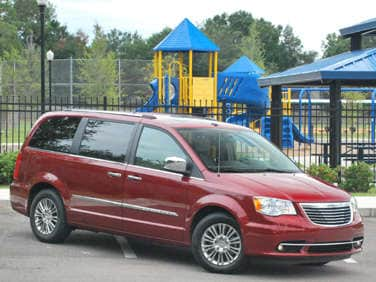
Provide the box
[79,119,134,162]
[135,127,187,170]
[29,117,81,153]
[178,128,300,173]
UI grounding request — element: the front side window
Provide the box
[178,128,300,173]
[135,127,187,170]
[79,119,134,162]
[29,117,81,153]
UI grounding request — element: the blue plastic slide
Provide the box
[291,121,314,144]
[137,79,159,112]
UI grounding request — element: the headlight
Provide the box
[350,197,358,213]
[253,197,297,216]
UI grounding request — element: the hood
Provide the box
[216,173,350,203]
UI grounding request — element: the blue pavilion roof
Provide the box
[153,18,220,52]
[258,48,376,86]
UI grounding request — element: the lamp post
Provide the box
[37,0,47,113]
[47,50,54,111]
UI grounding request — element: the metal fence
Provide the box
[1,96,375,180]
[0,59,153,99]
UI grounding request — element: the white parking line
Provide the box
[0,189,9,200]
[344,258,358,264]
[115,235,137,259]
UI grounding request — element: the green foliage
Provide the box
[240,22,265,70]
[0,151,18,184]
[322,32,376,58]
[202,12,316,73]
[321,33,349,58]
[307,164,338,183]
[0,20,22,57]
[341,162,373,193]
[78,25,117,98]
[1,47,41,97]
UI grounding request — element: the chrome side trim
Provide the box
[280,239,363,247]
[72,194,178,217]
[127,164,204,180]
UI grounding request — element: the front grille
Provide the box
[300,202,352,226]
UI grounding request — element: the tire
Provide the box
[29,189,72,243]
[192,212,246,274]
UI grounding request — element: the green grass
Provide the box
[351,192,376,196]
[0,185,9,189]
[0,120,33,144]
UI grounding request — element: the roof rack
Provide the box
[65,109,156,119]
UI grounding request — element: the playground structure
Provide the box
[138,18,219,115]
[138,18,376,149]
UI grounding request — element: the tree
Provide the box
[279,25,317,70]
[240,22,265,70]
[1,46,40,97]
[0,20,22,57]
[322,33,349,58]
[0,0,86,59]
[54,30,88,59]
[79,25,117,98]
[322,32,376,58]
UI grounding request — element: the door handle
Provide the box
[107,171,122,178]
[127,175,142,181]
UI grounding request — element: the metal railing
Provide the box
[0,96,375,180]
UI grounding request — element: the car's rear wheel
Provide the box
[30,189,71,243]
[192,213,246,273]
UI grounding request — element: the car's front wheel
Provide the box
[192,213,246,273]
[30,189,71,243]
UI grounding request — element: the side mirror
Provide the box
[163,156,191,176]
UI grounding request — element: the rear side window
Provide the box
[79,119,134,162]
[29,117,81,153]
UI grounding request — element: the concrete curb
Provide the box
[359,209,376,217]
[1,189,376,216]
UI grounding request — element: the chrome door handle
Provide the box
[107,172,122,178]
[127,175,142,181]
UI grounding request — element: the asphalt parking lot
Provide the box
[0,200,375,282]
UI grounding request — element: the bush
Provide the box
[307,164,338,183]
[341,162,373,193]
[0,151,18,184]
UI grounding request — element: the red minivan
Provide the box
[10,110,363,273]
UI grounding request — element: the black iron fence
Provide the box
[1,96,375,180]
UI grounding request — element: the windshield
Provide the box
[177,127,300,173]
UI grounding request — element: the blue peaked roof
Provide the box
[340,18,376,37]
[223,56,265,75]
[153,18,219,52]
[258,48,376,86]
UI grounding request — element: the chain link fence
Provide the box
[0,58,154,100]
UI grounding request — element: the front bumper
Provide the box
[242,212,364,262]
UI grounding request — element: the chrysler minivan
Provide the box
[10,110,364,273]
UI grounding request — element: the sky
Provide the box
[50,0,376,54]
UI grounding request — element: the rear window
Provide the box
[29,117,81,153]
[78,119,134,162]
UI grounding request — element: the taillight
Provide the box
[13,152,23,181]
